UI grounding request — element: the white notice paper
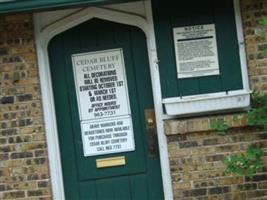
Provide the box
[81,117,134,156]
[72,49,135,156]
[72,49,130,121]
[173,24,220,78]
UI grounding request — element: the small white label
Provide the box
[72,49,135,156]
[173,24,220,78]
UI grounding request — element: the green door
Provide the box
[48,18,164,200]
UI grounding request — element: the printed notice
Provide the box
[81,117,134,156]
[72,49,135,156]
[173,24,220,78]
[72,49,130,121]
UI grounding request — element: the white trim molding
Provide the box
[34,16,66,200]
[163,89,251,116]
[34,2,174,200]
[234,0,250,91]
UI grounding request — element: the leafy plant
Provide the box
[220,17,267,178]
[211,120,229,135]
[221,92,267,177]
[223,146,264,177]
[256,16,267,40]
[208,91,267,177]
[258,16,267,26]
[247,91,267,129]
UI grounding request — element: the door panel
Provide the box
[48,18,163,200]
[65,46,146,180]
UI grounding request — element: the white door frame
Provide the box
[34,1,173,199]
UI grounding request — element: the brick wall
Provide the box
[243,0,267,92]
[1,0,267,200]
[166,0,267,199]
[166,115,267,199]
[0,14,52,199]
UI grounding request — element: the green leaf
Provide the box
[259,17,267,26]
[247,91,267,128]
[211,120,229,135]
[223,147,264,177]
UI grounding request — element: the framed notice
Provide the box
[173,24,220,78]
[71,48,135,156]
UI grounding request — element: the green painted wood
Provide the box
[130,175,149,200]
[48,18,164,200]
[152,0,243,98]
[79,22,98,49]
[214,0,243,91]
[48,35,80,200]
[0,0,141,14]
[59,20,146,181]
[96,178,115,199]
[199,76,222,94]
[113,177,132,200]
[152,12,178,97]
[96,21,115,46]
[130,27,164,200]
[113,23,131,45]
[80,181,97,200]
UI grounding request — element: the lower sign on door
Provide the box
[81,116,135,156]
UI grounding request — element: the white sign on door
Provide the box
[81,116,134,156]
[72,49,130,120]
[72,49,135,156]
[173,24,220,78]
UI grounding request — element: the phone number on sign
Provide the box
[94,110,116,117]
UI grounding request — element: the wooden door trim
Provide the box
[34,2,173,199]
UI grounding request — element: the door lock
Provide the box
[147,118,154,126]
[144,109,157,157]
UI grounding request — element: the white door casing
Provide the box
[34,2,174,200]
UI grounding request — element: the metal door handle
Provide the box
[145,109,157,157]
